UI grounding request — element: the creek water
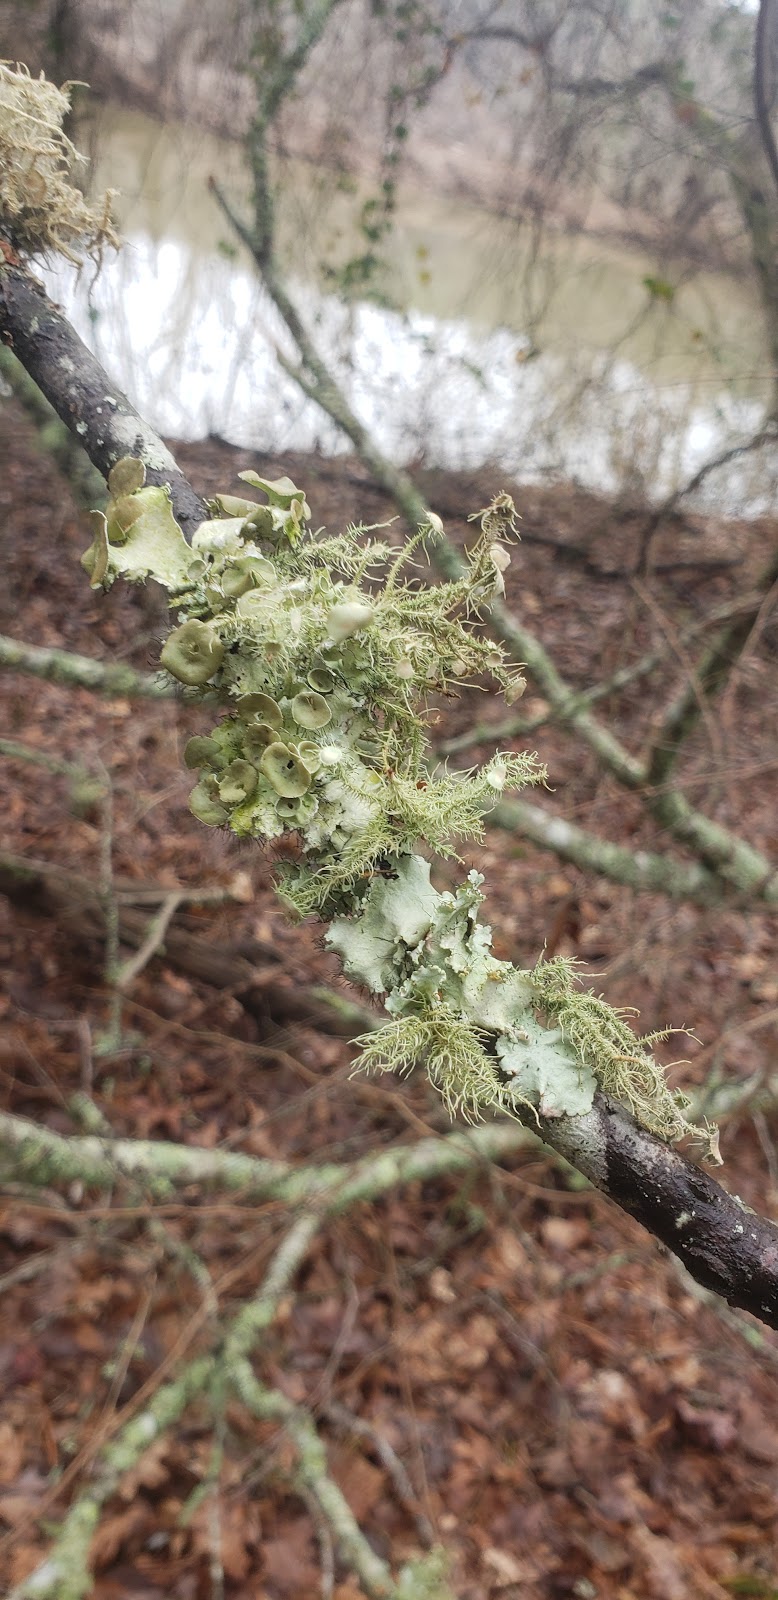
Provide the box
[44,105,775,510]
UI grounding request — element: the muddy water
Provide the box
[44,105,775,509]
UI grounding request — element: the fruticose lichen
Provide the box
[83,460,718,1157]
[0,64,117,262]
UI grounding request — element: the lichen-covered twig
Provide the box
[0,1108,532,1207]
[491,795,748,907]
[0,631,173,698]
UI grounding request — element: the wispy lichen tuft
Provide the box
[0,63,117,262]
[531,955,717,1156]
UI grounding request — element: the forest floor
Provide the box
[1,401,778,1599]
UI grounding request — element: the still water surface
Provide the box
[44,107,776,510]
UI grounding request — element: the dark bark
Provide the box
[545,1096,778,1327]
[0,254,208,539]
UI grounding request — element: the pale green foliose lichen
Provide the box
[328,858,593,1123]
[84,463,718,1156]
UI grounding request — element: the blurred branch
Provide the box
[0,1111,533,1207]
[0,735,90,781]
[0,846,378,1036]
[2,1080,778,1328]
[439,592,769,757]
[555,61,670,99]
[0,344,107,508]
[634,427,778,576]
[756,0,778,200]
[0,251,208,538]
[491,796,730,906]
[232,1366,402,1599]
[644,545,778,791]
[0,631,173,698]
[247,0,346,264]
[9,1190,447,1600]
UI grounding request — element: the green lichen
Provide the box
[85,467,538,914]
[531,955,710,1147]
[84,464,718,1157]
[329,860,593,1126]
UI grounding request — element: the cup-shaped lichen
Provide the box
[260,743,314,798]
[184,735,222,770]
[236,694,283,727]
[161,620,225,686]
[290,690,332,730]
[218,760,259,805]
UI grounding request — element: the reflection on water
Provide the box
[45,107,777,512]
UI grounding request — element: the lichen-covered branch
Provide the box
[491,796,728,906]
[0,1107,532,1207]
[232,1363,448,1599]
[0,631,173,699]
[71,449,723,1147]
[247,0,346,263]
[7,1353,216,1600]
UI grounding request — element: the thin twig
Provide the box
[114,891,185,990]
[323,1399,435,1547]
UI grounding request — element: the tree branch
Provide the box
[492,796,728,906]
[0,254,208,538]
[3,1083,778,1329]
[543,1095,778,1327]
[0,631,173,698]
